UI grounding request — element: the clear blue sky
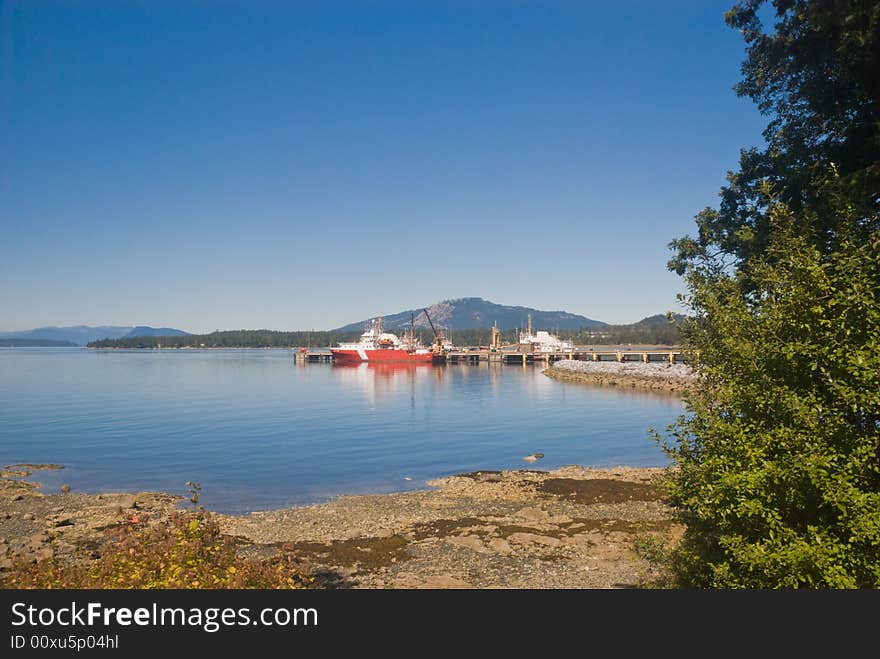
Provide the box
[1,0,766,333]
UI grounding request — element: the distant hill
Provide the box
[576,313,684,345]
[334,297,607,332]
[629,313,686,329]
[0,338,78,347]
[0,325,189,346]
[123,326,190,339]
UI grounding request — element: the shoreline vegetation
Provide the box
[0,464,677,589]
[84,317,682,350]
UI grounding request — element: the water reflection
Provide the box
[330,362,445,408]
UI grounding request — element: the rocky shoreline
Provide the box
[0,464,678,589]
[544,360,697,394]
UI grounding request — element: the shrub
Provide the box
[3,510,313,589]
[658,206,880,587]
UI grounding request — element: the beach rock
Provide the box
[1,470,30,478]
[447,535,488,553]
[507,532,562,548]
[4,463,64,471]
[24,535,50,557]
[33,547,53,562]
[516,506,550,522]
[22,513,35,521]
[398,575,473,589]
[562,531,603,548]
[118,495,138,510]
[523,453,544,463]
[375,528,395,539]
[487,538,512,554]
[60,484,71,494]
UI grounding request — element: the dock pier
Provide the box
[293,347,690,365]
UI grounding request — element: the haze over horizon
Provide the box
[2,1,766,334]
[0,295,643,335]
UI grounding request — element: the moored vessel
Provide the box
[331,315,445,364]
[518,314,573,352]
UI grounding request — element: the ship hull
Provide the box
[331,348,439,363]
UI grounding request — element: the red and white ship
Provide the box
[331,315,444,364]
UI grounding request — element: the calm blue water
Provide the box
[0,348,682,513]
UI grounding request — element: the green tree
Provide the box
[660,0,880,587]
[670,0,878,276]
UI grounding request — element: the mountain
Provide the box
[0,325,189,346]
[334,297,607,332]
[123,326,190,339]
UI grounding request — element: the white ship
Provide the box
[518,314,573,352]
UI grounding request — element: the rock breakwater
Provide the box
[544,360,696,394]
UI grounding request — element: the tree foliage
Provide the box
[661,0,880,587]
[670,0,879,276]
[662,197,880,587]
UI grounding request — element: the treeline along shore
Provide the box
[89,330,358,349]
[87,318,682,349]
